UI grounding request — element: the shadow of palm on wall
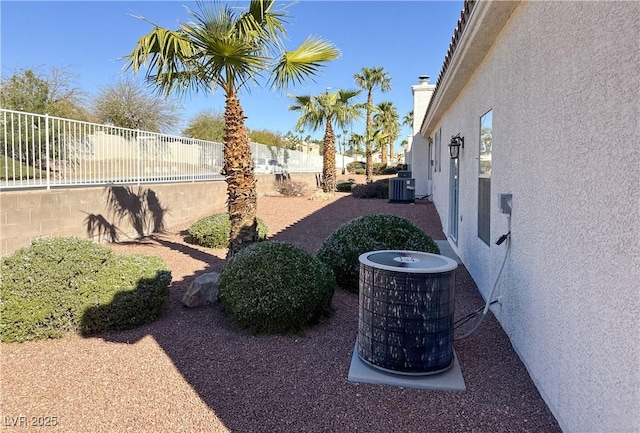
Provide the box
[84,186,168,242]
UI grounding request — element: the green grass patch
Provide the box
[0,155,45,180]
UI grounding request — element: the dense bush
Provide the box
[0,237,171,342]
[336,179,355,192]
[347,162,403,176]
[346,161,365,174]
[387,165,401,175]
[218,241,336,334]
[371,163,387,175]
[316,214,440,292]
[351,178,390,199]
[188,213,268,248]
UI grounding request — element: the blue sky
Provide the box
[1,1,463,149]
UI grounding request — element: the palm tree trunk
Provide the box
[323,122,337,193]
[224,93,258,259]
[389,138,394,161]
[381,142,388,166]
[365,92,373,183]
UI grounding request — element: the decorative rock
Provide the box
[182,272,220,307]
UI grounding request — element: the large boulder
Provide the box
[181,272,220,307]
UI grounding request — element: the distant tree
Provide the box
[403,110,413,127]
[0,67,91,165]
[354,66,391,183]
[349,132,365,158]
[93,79,180,132]
[0,66,90,120]
[45,67,92,121]
[290,89,362,192]
[0,69,49,114]
[248,128,285,147]
[183,113,289,147]
[282,131,303,151]
[125,0,339,258]
[373,101,400,165]
[183,111,226,142]
[371,127,389,165]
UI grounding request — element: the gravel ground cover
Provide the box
[1,180,561,433]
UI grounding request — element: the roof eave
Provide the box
[420,0,521,138]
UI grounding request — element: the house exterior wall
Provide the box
[420,2,640,432]
[410,79,436,197]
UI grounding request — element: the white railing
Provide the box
[0,109,326,190]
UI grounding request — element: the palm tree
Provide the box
[354,67,391,183]
[373,101,400,166]
[289,89,362,192]
[124,1,339,258]
[403,110,414,130]
[349,132,365,158]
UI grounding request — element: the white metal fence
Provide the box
[0,109,327,190]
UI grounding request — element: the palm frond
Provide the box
[123,27,200,95]
[337,89,362,102]
[271,37,340,90]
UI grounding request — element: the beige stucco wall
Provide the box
[420,1,640,432]
[0,173,319,257]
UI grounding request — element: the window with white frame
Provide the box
[435,128,441,172]
[478,110,492,245]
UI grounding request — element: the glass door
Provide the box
[449,157,459,243]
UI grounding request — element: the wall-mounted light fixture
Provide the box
[449,134,464,159]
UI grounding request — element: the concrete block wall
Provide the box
[0,173,319,257]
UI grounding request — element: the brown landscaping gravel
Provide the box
[1,183,562,433]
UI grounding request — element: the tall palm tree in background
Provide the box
[354,66,391,183]
[401,110,414,160]
[349,132,365,158]
[124,0,339,258]
[403,110,414,131]
[373,101,400,166]
[289,89,362,193]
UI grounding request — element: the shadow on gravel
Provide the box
[92,194,561,433]
[267,195,446,254]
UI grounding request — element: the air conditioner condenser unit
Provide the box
[388,178,415,203]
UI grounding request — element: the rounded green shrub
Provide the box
[346,161,365,174]
[316,214,440,292]
[351,178,390,199]
[218,241,336,334]
[380,165,401,175]
[187,213,268,248]
[336,179,355,192]
[0,237,171,342]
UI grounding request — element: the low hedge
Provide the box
[351,178,390,199]
[188,213,269,248]
[0,237,171,342]
[336,179,355,192]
